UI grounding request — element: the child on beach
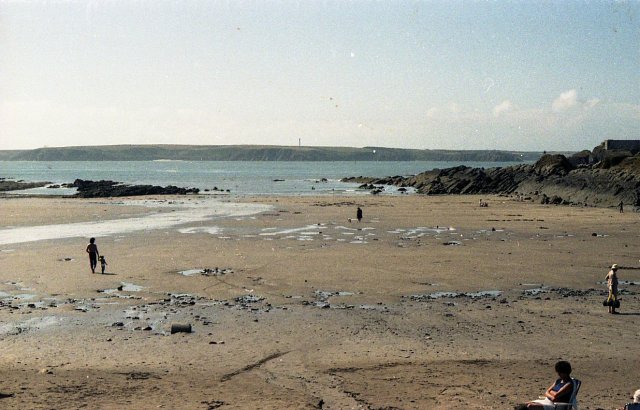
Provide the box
[99,255,107,274]
[606,264,619,314]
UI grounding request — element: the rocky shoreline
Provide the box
[0,178,199,197]
[0,178,49,192]
[71,179,199,198]
[344,143,640,208]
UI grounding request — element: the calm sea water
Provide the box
[0,160,519,196]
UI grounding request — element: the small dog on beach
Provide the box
[99,255,107,274]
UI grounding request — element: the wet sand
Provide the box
[0,194,639,409]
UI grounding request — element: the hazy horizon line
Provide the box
[0,143,582,153]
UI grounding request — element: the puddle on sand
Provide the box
[235,295,265,304]
[259,224,324,236]
[389,226,454,235]
[4,282,33,291]
[179,267,233,276]
[0,199,271,245]
[315,290,355,301]
[0,316,62,335]
[179,269,203,276]
[597,280,640,286]
[120,283,144,292]
[443,241,462,246]
[408,290,502,300]
[0,293,38,301]
[335,226,358,231]
[99,282,144,294]
[178,226,222,235]
[358,304,388,311]
[523,287,548,296]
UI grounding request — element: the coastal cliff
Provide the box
[343,143,640,208]
[0,144,540,162]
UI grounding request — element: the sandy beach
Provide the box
[1,194,639,409]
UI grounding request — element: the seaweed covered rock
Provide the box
[533,154,574,177]
[72,179,199,198]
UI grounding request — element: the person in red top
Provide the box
[85,237,99,274]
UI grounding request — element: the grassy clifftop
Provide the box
[0,145,540,162]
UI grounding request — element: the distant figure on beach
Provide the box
[479,199,488,207]
[99,255,108,274]
[86,238,99,274]
[605,264,619,314]
[356,207,363,222]
[515,361,575,409]
[619,201,624,213]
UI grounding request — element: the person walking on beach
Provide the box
[356,207,363,222]
[619,201,624,213]
[606,263,619,314]
[86,238,99,274]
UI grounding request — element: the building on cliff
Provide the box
[603,139,640,153]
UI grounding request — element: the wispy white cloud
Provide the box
[446,102,461,114]
[426,107,439,119]
[492,100,513,117]
[583,98,601,110]
[552,89,577,112]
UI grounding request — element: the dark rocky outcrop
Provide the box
[71,179,199,198]
[532,154,573,177]
[342,144,640,208]
[0,179,49,191]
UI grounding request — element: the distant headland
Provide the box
[0,144,543,162]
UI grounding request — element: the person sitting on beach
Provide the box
[606,264,619,314]
[515,361,574,409]
[86,237,99,274]
[617,389,640,410]
[99,255,107,274]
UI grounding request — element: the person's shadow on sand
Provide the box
[100,272,117,276]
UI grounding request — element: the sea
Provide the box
[0,160,525,245]
[0,160,520,196]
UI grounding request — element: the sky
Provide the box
[1,1,639,151]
